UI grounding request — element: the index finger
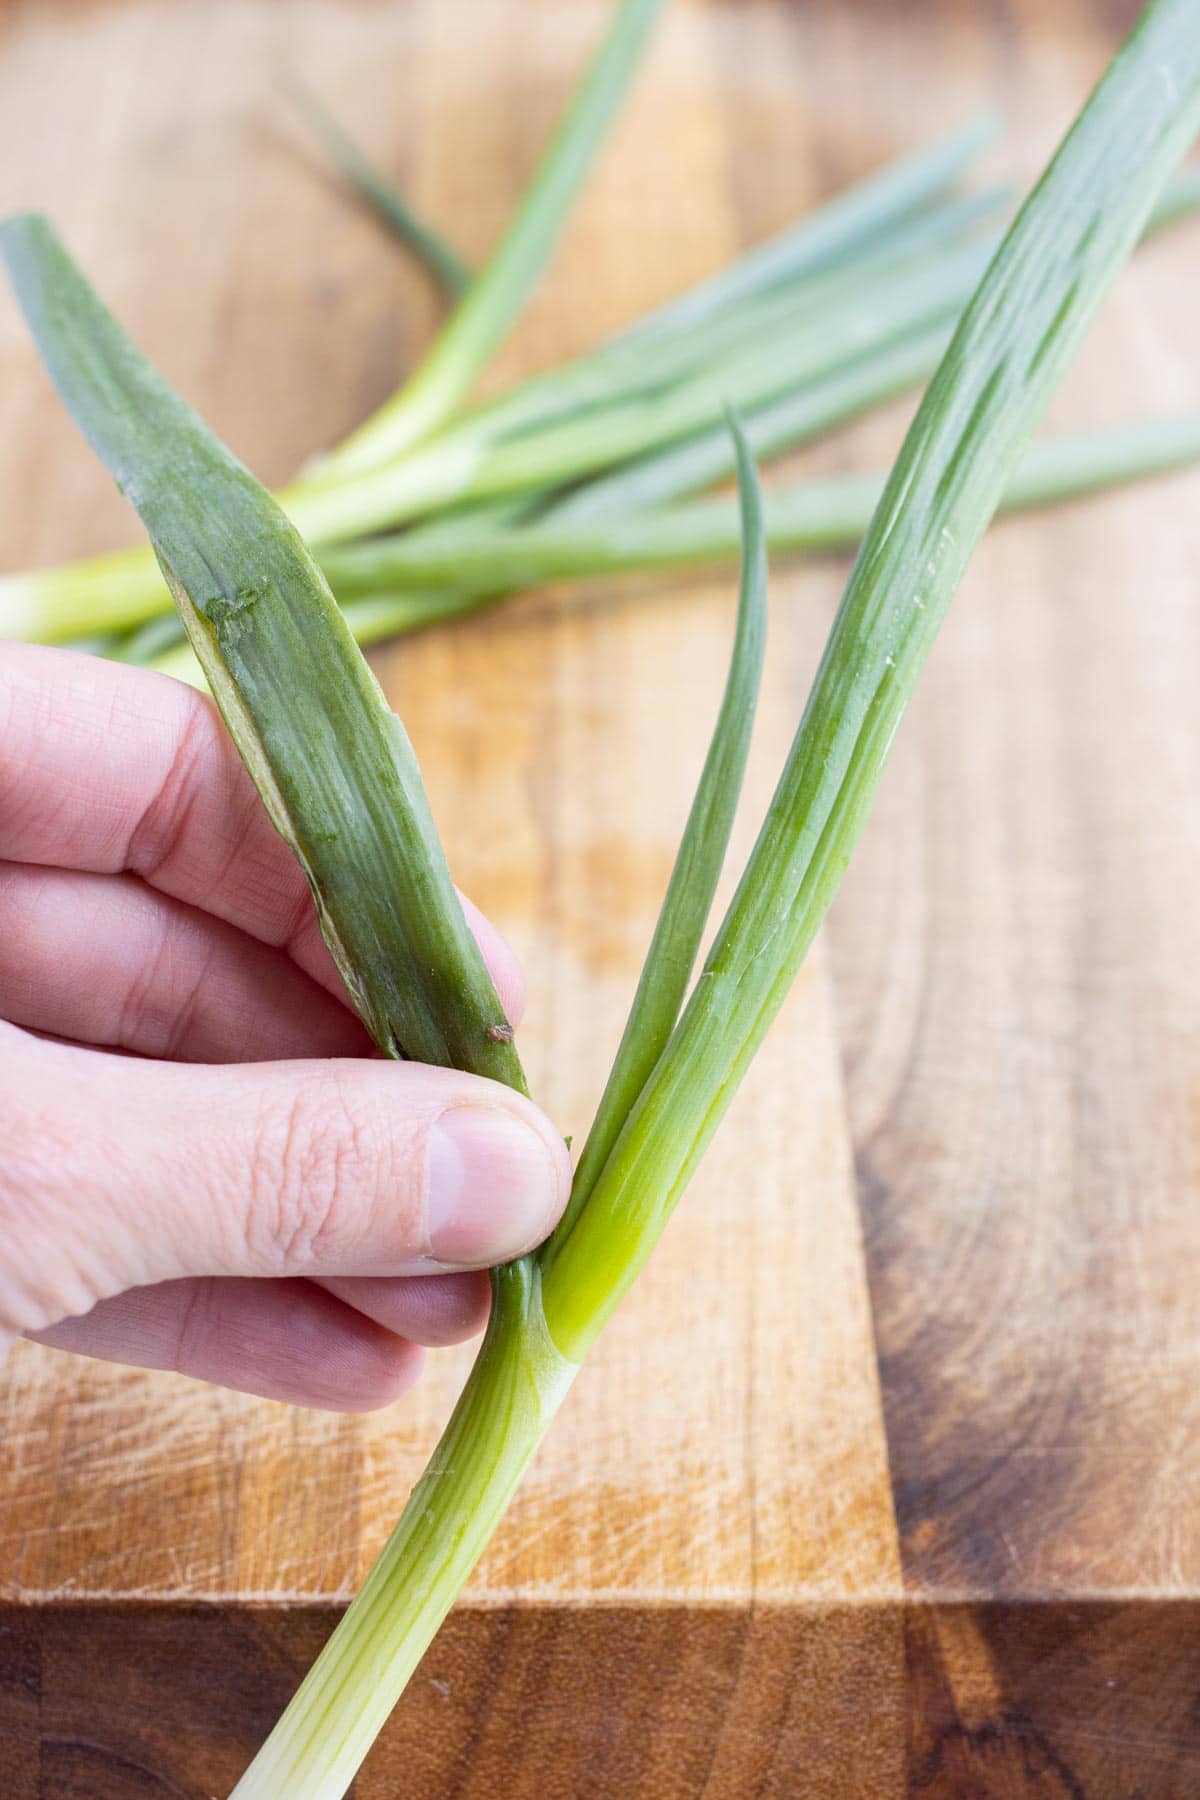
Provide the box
[0,642,525,1022]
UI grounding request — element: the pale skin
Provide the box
[0,642,571,1408]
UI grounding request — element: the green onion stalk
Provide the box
[319,412,1200,593]
[311,0,666,475]
[134,410,1200,691]
[0,217,993,643]
[277,70,474,302]
[3,154,1199,659]
[1,9,1195,662]
[2,0,1200,1792]
[0,0,1034,653]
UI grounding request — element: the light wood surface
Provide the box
[2,0,1199,1793]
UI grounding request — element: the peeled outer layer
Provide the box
[0,214,524,1087]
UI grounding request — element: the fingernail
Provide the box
[426,1105,561,1264]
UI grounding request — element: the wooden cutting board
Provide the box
[2,0,1199,1793]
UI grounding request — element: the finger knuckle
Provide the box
[117,921,198,1059]
[250,1073,380,1273]
[171,1276,218,1375]
[125,692,216,883]
[0,865,57,991]
[0,1042,97,1332]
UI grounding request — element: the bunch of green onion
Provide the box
[2,0,1199,1793]
[3,0,1200,679]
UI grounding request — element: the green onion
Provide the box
[551,319,956,518]
[0,224,765,1795]
[107,611,197,665]
[318,412,1200,598]
[438,183,1010,447]
[279,70,472,299]
[313,0,665,476]
[4,2,1198,1792]
[541,0,1200,1346]
[1143,158,1200,231]
[282,238,992,544]
[293,155,1200,544]
[611,112,1000,345]
[143,591,490,685]
[0,213,523,1084]
[562,415,767,1230]
[120,403,1200,693]
[267,0,1200,1775]
[0,105,999,646]
[7,172,1194,652]
[5,118,1194,655]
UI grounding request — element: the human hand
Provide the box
[0,643,570,1408]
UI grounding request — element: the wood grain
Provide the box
[2,0,1199,1794]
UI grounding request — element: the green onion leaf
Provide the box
[237,9,1200,1786]
[551,320,955,519]
[288,238,990,543]
[317,0,664,475]
[0,212,524,1088]
[553,413,768,1245]
[614,111,1000,346]
[316,411,1200,597]
[135,408,1200,692]
[5,148,1196,651]
[540,0,1200,1356]
[279,69,472,299]
[6,7,1198,1793]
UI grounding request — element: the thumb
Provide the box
[1,1024,570,1336]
